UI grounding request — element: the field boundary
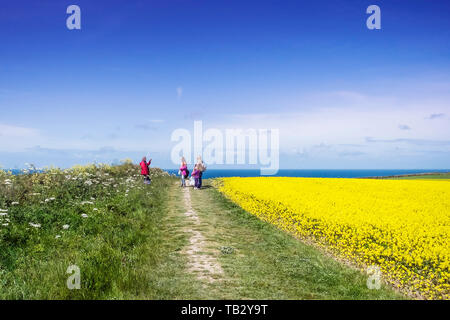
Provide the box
[361,172,450,179]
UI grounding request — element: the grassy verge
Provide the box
[0,163,178,299]
[188,180,404,299]
[386,173,450,180]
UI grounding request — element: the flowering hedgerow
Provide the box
[0,162,171,299]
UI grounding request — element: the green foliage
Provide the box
[0,164,173,299]
[187,181,405,300]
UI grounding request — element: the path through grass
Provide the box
[0,166,406,299]
[176,180,404,299]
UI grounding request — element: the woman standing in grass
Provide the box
[140,156,152,184]
[179,157,188,187]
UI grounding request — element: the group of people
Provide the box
[139,155,207,189]
[179,156,207,189]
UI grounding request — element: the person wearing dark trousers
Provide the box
[140,156,152,184]
[191,164,200,189]
[196,156,206,189]
[198,171,203,188]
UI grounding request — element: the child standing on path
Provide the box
[196,156,207,189]
[191,164,201,189]
[179,157,188,187]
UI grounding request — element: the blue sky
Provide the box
[1,0,450,169]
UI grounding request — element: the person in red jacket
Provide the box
[140,156,152,184]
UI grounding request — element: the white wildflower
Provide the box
[81,214,88,218]
[11,202,19,205]
[29,222,41,228]
[62,224,70,230]
[55,235,61,239]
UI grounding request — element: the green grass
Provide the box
[0,165,407,299]
[186,180,404,299]
[0,163,178,299]
[385,172,450,180]
[135,180,202,299]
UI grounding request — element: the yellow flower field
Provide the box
[217,177,450,299]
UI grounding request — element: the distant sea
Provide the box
[5,168,449,179]
[8,169,41,175]
[164,169,450,179]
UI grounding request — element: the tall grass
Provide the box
[0,162,173,299]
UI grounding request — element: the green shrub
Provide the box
[0,164,173,299]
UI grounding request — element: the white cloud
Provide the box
[215,99,450,163]
[331,90,368,103]
[0,124,38,138]
[398,124,411,130]
[427,113,445,120]
[2,86,449,169]
[0,124,43,153]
